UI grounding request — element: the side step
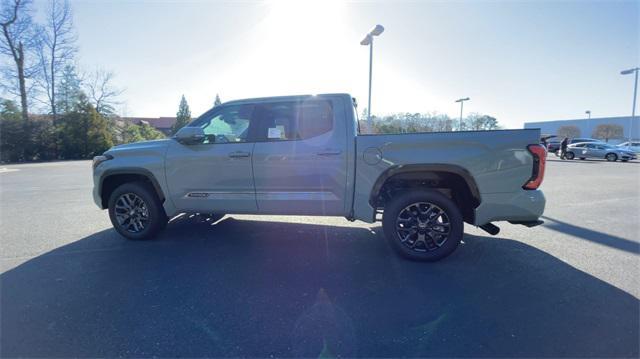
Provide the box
[509,220,544,228]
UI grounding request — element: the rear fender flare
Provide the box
[369,164,481,206]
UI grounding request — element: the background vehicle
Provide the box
[617,141,640,154]
[566,142,637,161]
[548,137,600,153]
[92,93,546,261]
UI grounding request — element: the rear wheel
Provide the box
[606,153,618,162]
[382,190,463,261]
[108,181,167,240]
[565,152,575,160]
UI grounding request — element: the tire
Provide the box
[579,157,586,160]
[565,152,575,160]
[605,153,618,162]
[108,181,167,240]
[382,190,463,261]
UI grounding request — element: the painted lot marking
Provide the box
[0,168,20,174]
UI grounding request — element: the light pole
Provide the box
[360,24,384,131]
[585,110,591,137]
[621,67,639,144]
[455,97,470,130]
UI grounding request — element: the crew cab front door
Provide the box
[251,97,348,215]
[165,104,258,213]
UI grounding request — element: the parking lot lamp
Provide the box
[361,24,384,131]
[621,67,639,143]
[455,97,470,130]
[585,110,591,136]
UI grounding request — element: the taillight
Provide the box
[523,144,546,190]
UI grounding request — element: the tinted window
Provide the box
[573,144,585,148]
[189,105,255,144]
[254,100,333,141]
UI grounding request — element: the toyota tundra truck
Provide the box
[92,93,546,261]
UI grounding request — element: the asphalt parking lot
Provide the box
[1,157,639,357]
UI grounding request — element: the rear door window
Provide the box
[254,100,334,141]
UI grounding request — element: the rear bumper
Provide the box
[474,190,545,226]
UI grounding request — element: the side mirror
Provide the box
[174,127,205,144]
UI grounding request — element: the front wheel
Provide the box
[382,190,463,261]
[606,153,618,162]
[565,152,575,160]
[108,181,167,240]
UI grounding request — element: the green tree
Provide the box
[139,122,165,140]
[214,93,222,107]
[0,98,25,162]
[1,98,57,162]
[120,122,165,144]
[56,64,83,114]
[57,94,112,159]
[121,122,144,144]
[171,95,191,134]
[29,118,57,161]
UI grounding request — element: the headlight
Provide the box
[92,154,113,170]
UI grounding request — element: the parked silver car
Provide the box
[566,142,637,162]
[617,141,640,154]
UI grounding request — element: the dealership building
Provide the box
[524,116,639,143]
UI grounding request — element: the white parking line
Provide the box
[0,168,20,174]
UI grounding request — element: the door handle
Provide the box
[316,149,342,156]
[228,151,251,158]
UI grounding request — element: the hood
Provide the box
[106,138,171,155]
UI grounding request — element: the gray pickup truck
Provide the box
[92,93,546,261]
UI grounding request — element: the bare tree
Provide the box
[557,125,581,139]
[37,0,76,120]
[0,0,38,124]
[592,124,624,143]
[85,69,123,115]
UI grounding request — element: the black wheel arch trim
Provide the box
[100,168,166,206]
[369,164,482,206]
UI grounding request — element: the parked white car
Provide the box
[566,142,637,162]
[617,141,640,154]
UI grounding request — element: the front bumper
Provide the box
[474,190,545,226]
[92,165,106,209]
[92,184,103,209]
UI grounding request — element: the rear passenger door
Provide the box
[588,144,607,158]
[251,97,349,215]
[583,143,597,158]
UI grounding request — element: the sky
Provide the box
[32,0,640,128]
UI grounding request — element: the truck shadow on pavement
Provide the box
[2,217,638,358]
[542,216,640,254]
